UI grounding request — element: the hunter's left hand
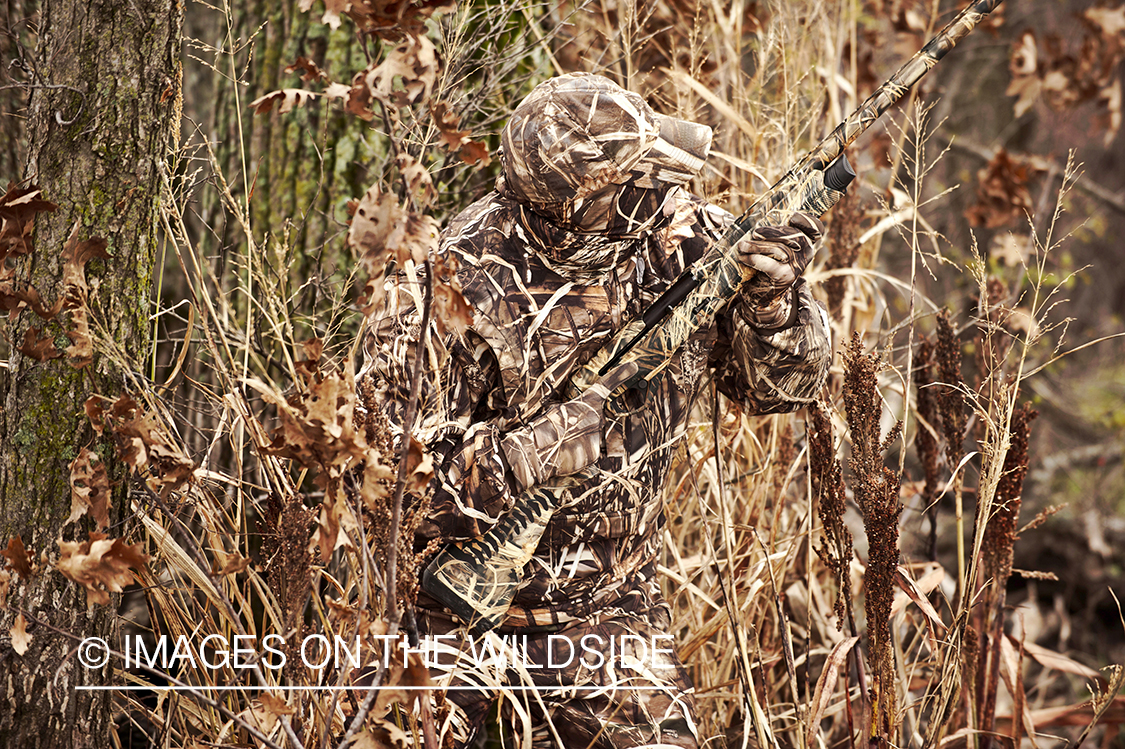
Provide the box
[736,211,823,329]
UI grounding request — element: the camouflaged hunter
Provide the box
[359,73,832,748]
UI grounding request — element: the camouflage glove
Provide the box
[499,362,639,492]
[736,211,824,331]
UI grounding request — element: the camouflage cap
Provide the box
[497,73,712,225]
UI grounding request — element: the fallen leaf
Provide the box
[250,88,320,115]
[348,184,440,307]
[2,536,34,579]
[341,0,454,42]
[56,532,149,606]
[966,149,1038,228]
[85,396,106,436]
[10,612,31,655]
[990,232,1033,268]
[406,439,434,494]
[458,139,492,167]
[351,723,411,749]
[324,81,352,100]
[0,184,57,261]
[321,0,352,29]
[55,225,109,370]
[1015,636,1104,682]
[102,394,195,498]
[396,153,434,208]
[1006,31,1040,117]
[1010,30,1037,76]
[430,100,470,151]
[69,447,112,530]
[16,326,62,362]
[1099,80,1122,146]
[285,56,329,83]
[234,698,281,737]
[1085,6,1125,37]
[0,569,10,609]
[364,35,439,108]
[212,551,251,576]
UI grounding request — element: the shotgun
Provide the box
[423,0,1004,636]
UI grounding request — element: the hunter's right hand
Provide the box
[500,362,638,492]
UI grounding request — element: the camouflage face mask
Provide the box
[496,73,713,279]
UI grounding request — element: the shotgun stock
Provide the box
[423,0,1004,636]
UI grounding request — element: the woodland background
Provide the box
[1,0,1124,747]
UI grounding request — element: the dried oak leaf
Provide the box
[312,488,360,563]
[430,100,469,150]
[253,366,368,479]
[61,228,109,304]
[990,232,1033,268]
[286,55,330,84]
[0,183,57,261]
[1086,5,1125,37]
[966,149,1038,228]
[56,532,149,606]
[348,185,440,313]
[59,226,109,369]
[250,88,320,115]
[358,452,396,512]
[324,81,352,101]
[364,35,439,108]
[1100,80,1123,146]
[342,0,454,41]
[458,139,491,167]
[370,649,433,718]
[105,395,196,497]
[85,395,107,436]
[2,536,34,579]
[235,693,296,737]
[212,550,251,576]
[1006,30,1041,118]
[316,0,353,30]
[429,101,491,166]
[351,724,411,749]
[17,326,62,362]
[405,438,434,495]
[68,447,112,530]
[10,612,31,655]
[0,279,60,323]
[0,569,10,609]
[396,153,435,208]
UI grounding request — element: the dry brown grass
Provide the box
[79,2,1125,748]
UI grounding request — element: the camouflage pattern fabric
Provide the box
[358,73,832,748]
[418,569,698,748]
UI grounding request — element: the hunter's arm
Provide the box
[360,278,516,542]
[710,269,832,415]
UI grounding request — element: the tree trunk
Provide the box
[0,0,181,745]
[187,0,370,311]
[0,1,35,181]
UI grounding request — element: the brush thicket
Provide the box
[94,2,1123,748]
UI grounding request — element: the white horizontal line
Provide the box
[76,685,668,692]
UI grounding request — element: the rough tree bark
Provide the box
[0,0,181,746]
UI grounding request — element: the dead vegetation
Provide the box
[2,0,1124,747]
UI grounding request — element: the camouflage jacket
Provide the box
[358,187,831,629]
